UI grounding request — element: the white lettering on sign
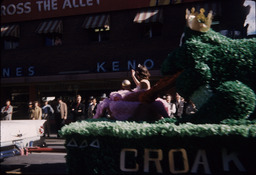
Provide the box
[7,4,17,15]
[36,1,43,12]
[72,0,79,8]
[120,148,246,174]
[222,148,246,172]
[120,149,139,172]
[17,3,24,14]
[62,0,72,9]
[1,0,100,17]
[36,0,58,12]
[96,59,155,73]
[191,150,211,174]
[1,2,31,16]
[87,0,93,6]
[78,0,86,7]
[144,149,163,173]
[2,66,35,78]
[169,149,189,174]
[62,0,99,9]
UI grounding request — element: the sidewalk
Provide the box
[43,134,66,149]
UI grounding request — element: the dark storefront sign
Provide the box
[1,0,205,23]
[96,59,155,73]
[2,66,35,78]
[1,58,156,78]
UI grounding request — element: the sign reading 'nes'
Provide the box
[1,0,203,23]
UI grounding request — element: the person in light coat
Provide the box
[55,97,67,137]
[1,99,13,120]
[166,94,176,118]
[30,101,42,120]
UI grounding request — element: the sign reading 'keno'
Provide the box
[1,0,204,23]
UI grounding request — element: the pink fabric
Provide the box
[155,98,171,116]
[93,89,170,120]
[109,101,141,120]
[109,90,133,101]
[93,98,110,119]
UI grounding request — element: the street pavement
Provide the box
[0,134,68,175]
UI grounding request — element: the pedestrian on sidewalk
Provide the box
[42,100,54,137]
[71,95,85,122]
[30,101,42,120]
[1,99,13,120]
[55,97,67,137]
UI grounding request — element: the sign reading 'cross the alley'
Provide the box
[1,0,204,23]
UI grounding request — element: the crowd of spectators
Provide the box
[1,91,197,137]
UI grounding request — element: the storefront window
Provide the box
[2,38,19,50]
[44,34,62,46]
[90,27,110,42]
[83,14,110,42]
[141,23,162,39]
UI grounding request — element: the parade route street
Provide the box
[0,137,67,175]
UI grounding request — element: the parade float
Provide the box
[60,8,256,174]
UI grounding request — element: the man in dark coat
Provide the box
[174,93,185,118]
[71,95,85,121]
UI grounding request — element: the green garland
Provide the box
[221,118,256,125]
[60,119,256,138]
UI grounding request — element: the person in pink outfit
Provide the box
[93,64,170,121]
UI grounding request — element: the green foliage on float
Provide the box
[60,119,256,138]
[161,27,256,122]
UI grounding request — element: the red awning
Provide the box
[82,14,110,29]
[133,9,163,23]
[35,20,63,34]
[1,24,20,38]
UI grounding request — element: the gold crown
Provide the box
[185,7,213,32]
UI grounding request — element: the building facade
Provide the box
[1,0,254,118]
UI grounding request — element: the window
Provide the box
[89,27,110,42]
[3,39,19,50]
[44,34,62,46]
[1,24,20,50]
[82,14,110,42]
[35,20,63,46]
[134,9,163,39]
[141,23,162,38]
